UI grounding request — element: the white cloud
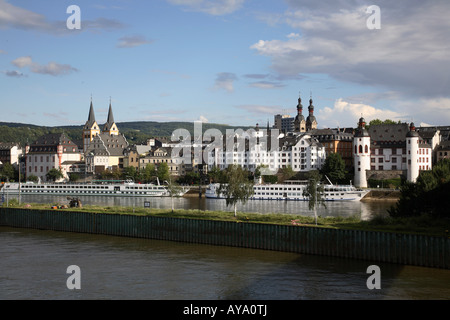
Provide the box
[318,98,404,128]
[11,56,32,68]
[117,35,153,48]
[11,56,78,76]
[251,1,450,98]
[198,115,209,123]
[166,0,244,15]
[0,0,125,34]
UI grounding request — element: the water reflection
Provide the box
[11,194,395,220]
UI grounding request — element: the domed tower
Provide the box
[83,98,100,153]
[353,117,371,188]
[306,97,317,131]
[294,94,306,132]
[406,122,420,183]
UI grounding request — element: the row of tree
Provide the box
[389,159,450,219]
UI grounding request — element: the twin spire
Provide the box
[295,91,317,132]
[85,97,118,135]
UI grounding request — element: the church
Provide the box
[83,99,128,174]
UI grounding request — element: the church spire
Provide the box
[87,97,96,125]
[308,92,314,116]
[106,97,114,125]
[102,97,119,135]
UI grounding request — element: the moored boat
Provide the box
[205,180,368,201]
[1,181,186,197]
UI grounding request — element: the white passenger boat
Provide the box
[1,181,186,197]
[205,180,369,202]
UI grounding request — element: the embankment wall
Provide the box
[1,208,448,269]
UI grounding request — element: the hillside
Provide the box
[0,121,254,147]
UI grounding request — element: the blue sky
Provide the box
[1,0,450,129]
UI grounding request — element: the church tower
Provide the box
[83,98,100,153]
[406,122,420,183]
[294,93,306,133]
[353,117,371,188]
[306,96,317,131]
[102,99,119,136]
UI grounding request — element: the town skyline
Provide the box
[1,1,450,129]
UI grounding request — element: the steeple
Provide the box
[308,93,314,116]
[83,97,100,153]
[102,97,119,135]
[294,91,306,132]
[306,92,317,131]
[106,98,114,124]
[85,97,96,129]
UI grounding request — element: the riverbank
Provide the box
[362,190,400,201]
[3,201,449,237]
[1,207,448,269]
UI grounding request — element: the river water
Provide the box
[1,195,449,300]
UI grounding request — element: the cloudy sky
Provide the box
[1,0,449,129]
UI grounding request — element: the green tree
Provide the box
[389,159,450,218]
[321,152,346,184]
[217,165,254,217]
[279,165,295,182]
[27,175,39,183]
[157,162,170,183]
[263,175,278,184]
[142,163,156,183]
[122,166,138,182]
[303,170,326,225]
[0,163,15,182]
[366,119,402,129]
[164,176,183,213]
[46,168,64,182]
[207,166,223,183]
[69,173,80,182]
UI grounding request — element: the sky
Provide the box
[1,0,450,130]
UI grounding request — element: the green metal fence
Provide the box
[1,208,448,269]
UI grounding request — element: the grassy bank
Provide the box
[3,201,449,237]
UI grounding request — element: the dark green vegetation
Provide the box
[0,121,253,146]
[389,159,450,219]
[217,165,255,217]
[320,152,347,184]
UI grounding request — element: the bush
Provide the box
[389,159,450,219]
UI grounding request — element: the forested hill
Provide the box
[0,121,253,146]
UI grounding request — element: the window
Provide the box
[359,145,363,153]
[365,145,368,153]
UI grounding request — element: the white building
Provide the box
[206,126,326,174]
[26,133,81,182]
[353,119,432,187]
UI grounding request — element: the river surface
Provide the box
[1,195,449,300]
[0,226,449,300]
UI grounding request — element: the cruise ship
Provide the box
[205,180,369,202]
[1,181,186,197]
